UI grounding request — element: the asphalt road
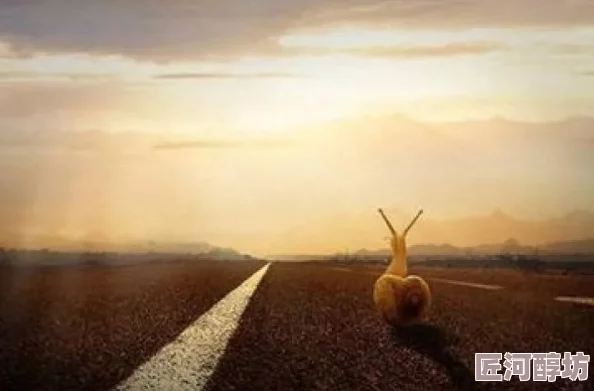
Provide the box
[1,260,592,391]
[205,263,594,391]
[0,260,264,391]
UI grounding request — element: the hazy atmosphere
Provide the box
[1,0,594,256]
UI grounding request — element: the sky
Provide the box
[1,0,593,255]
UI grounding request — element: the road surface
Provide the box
[1,261,592,391]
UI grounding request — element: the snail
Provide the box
[373,208,432,326]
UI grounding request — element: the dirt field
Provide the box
[1,260,592,391]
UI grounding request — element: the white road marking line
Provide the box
[429,277,503,291]
[331,267,505,291]
[115,263,270,391]
[554,296,594,306]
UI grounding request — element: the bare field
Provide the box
[0,260,592,391]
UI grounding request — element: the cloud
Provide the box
[0,41,15,58]
[0,82,145,117]
[547,44,594,55]
[286,42,503,58]
[0,71,40,80]
[153,72,301,79]
[0,0,302,61]
[153,138,292,150]
[306,1,594,30]
[0,71,118,82]
[0,1,592,61]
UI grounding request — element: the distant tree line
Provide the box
[325,250,594,275]
[0,247,257,268]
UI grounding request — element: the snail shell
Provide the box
[373,273,431,326]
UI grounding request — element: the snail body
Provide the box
[373,209,432,326]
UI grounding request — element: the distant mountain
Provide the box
[199,246,248,260]
[121,241,248,260]
[351,237,594,259]
[0,128,183,157]
[0,236,249,261]
[421,209,594,247]
[353,243,465,258]
[540,238,594,254]
[273,209,594,255]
